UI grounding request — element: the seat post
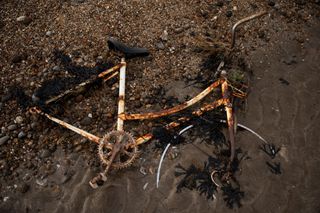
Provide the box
[117,58,126,131]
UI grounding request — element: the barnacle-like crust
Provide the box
[98,130,139,169]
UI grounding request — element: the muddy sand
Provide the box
[0,1,320,213]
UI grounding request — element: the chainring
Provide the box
[98,130,139,169]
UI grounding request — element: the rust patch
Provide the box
[120,79,223,120]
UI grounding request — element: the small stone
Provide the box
[155,42,165,50]
[74,145,82,152]
[18,131,26,139]
[0,136,9,146]
[160,30,168,42]
[46,31,53,36]
[174,27,184,34]
[16,16,32,25]
[80,117,92,126]
[52,66,60,71]
[40,149,51,159]
[15,116,24,124]
[36,178,48,187]
[31,122,38,129]
[8,124,17,131]
[18,183,29,193]
[268,1,275,6]
[88,113,93,118]
[226,11,233,17]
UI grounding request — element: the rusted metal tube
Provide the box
[134,98,225,146]
[231,11,268,48]
[30,107,101,144]
[103,71,118,82]
[119,79,223,121]
[98,63,123,78]
[221,80,235,164]
[117,58,126,131]
[45,64,121,105]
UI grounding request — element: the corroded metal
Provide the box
[119,79,223,121]
[45,64,121,105]
[134,99,226,146]
[221,79,235,164]
[30,107,102,144]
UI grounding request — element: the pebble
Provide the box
[16,16,32,25]
[8,124,17,131]
[156,42,165,50]
[31,122,38,129]
[226,11,233,18]
[0,136,9,146]
[36,178,48,187]
[15,116,24,124]
[80,117,92,126]
[40,149,51,159]
[18,183,29,193]
[160,30,168,42]
[46,31,53,36]
[18,131,26,139]
[268,1,275,6]
[52,66,60,71]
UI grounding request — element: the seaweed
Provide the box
[266,161,281,175]
[260,143,280,159]
[175,149,247,207]
[152,127,184,150]
[221,184,244,208]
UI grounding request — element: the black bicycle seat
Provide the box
[107,37,149,59]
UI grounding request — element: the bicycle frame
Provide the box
[31,58,236,148]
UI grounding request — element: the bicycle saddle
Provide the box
[107,37,149,59]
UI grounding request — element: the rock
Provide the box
[40,149,51,159]
[7,124,17,131]
[36,178,48,187]
[18,131,26,139]
[80,117,92,126]
[74,145,82,152]
[268,0,275,6]
[31,122,38,129]
[160,30,168,42]
[174,27,184,34]
[0,136,9,146]
[46,31,53,36]
[52,66,60,71]
[18,183,29,193]
[15,116,23,124]
[155,42,165,50]
[226,11,233,18]
[16,16,32,25]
